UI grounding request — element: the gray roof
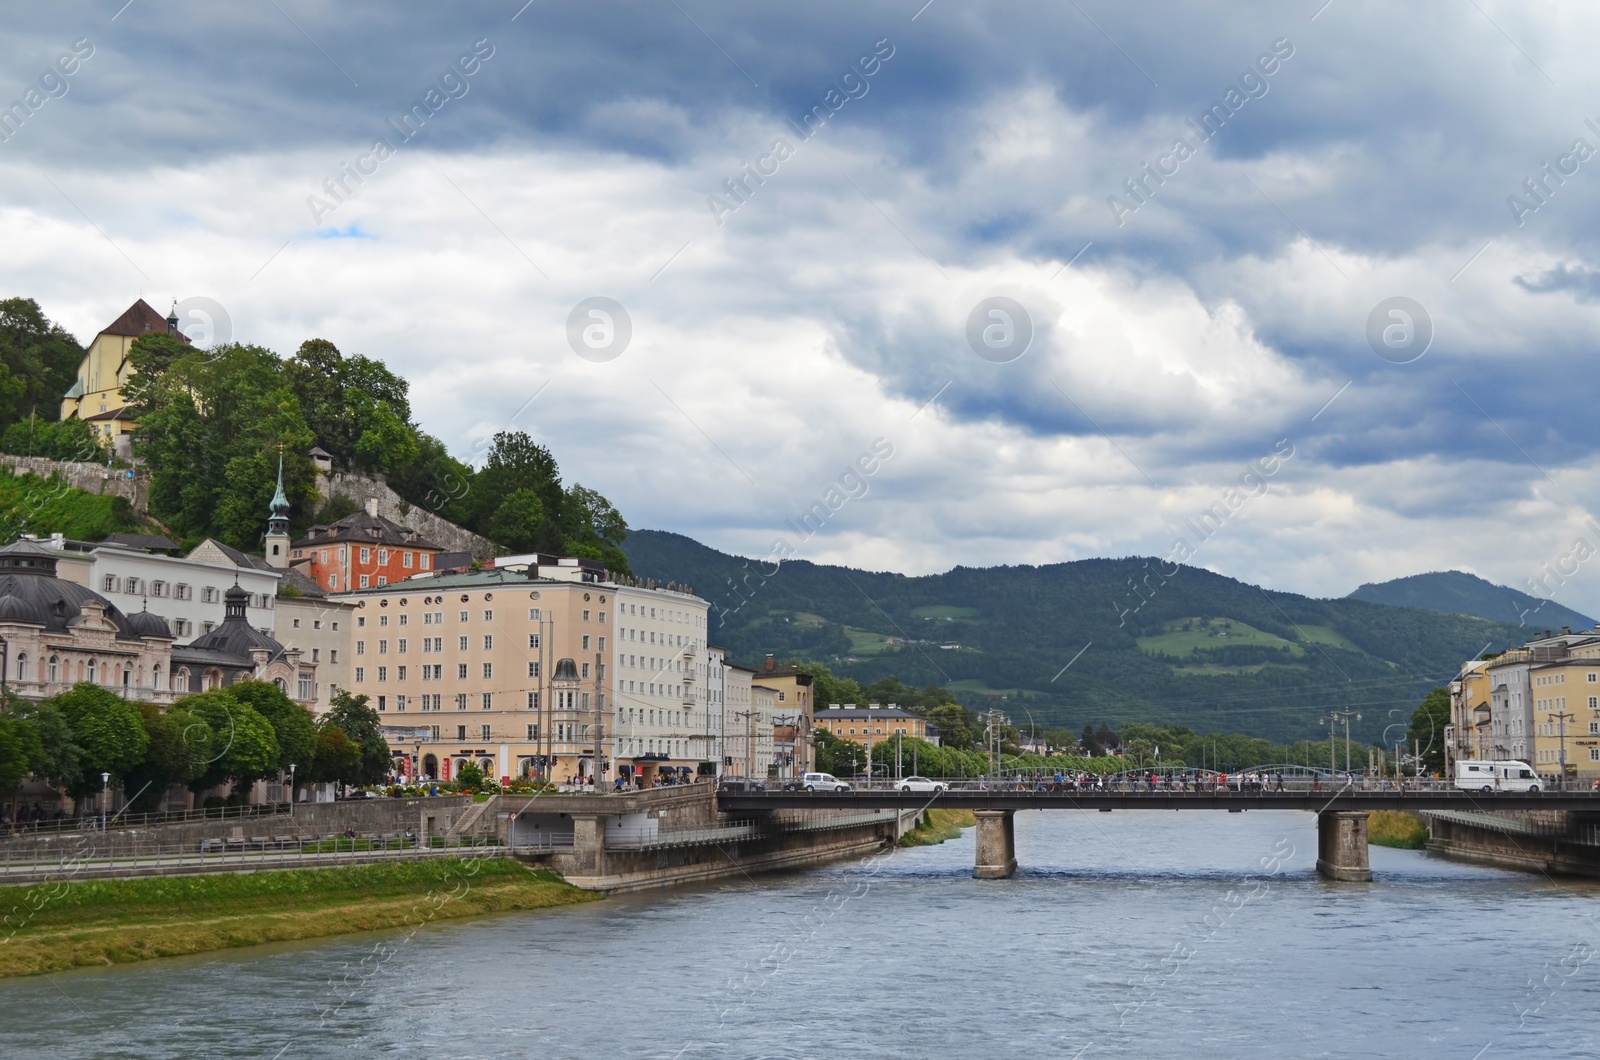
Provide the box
[818,708,922,720]
[0,539,144,639]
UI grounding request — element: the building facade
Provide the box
[340,558,711,787]
[59,299,187,452]
[290,501,444,593]
[814,705,931,745]
[749,655,816,774]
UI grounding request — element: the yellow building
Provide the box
[814,705,931,745]
[1449,659,1494,762]
[751,654,816,773]
[1527,642,1600,783]
[59,299,186,451]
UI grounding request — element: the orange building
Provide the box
[289,501,443,593]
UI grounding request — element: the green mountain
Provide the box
[623,530,1530,745]
[1347,570,1595,633]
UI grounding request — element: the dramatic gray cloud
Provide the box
[3,0,1600,618]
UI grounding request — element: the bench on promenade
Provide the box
[199,838,223,853]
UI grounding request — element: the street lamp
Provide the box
[1547,711,1574,791]
[289,763,296,817]
[100,771,110,831]
[1321,711,1361,781]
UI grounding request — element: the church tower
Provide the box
[265,451,291,569]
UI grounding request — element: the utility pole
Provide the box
[1548,710,1574,790]
[1322,710,1361,779]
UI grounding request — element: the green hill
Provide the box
[623,530,1528,744]
[1348,570,1594,633]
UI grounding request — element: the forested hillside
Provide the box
[1348,570,1594,631]
[624,530,1523,744]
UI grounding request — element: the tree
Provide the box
[453,761,485,791]
[0,710,44,797]
[122,703,213,811]
[227,679,316,774]
[1080,724,1100,755]
[8,698,79,791]
[323,690,391,787]
[927,704,978,751]
[50,683,148,798]
[0,297,85,429]
[177,691,281,793]
[308,723,363,787]
[1407,687,1450,776]
[486,489,546,553]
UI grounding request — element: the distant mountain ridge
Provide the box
[623,530,1533,744]
[1347,570,1595,633]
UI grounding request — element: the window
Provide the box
[201,621,215,634]
[377,695,386,711]
[598,611,606,624]
[1591,673,1598,683]
[151,580,166,597]
[483,610,494,622]
[403,552,413,568]
[458,636,469,651]
[202,586,218,604]
[102,574,118,592]
[528,632,541,648]
[457,725,468,741]
[355,667,365,682]
[397,666,408,681]
[482,693,493,710]
[1591,697,1598,710]
[482,663,493,679]
[378,666,388,681]
[359,575,370,588]
[528,661,541,678]
[398,614,408,626]
[378,640,388,654]
[457,663,468,680]
[483,635,494,651]
[583,609,591,622]
[778,692,786,702]
[456,693,468,710]
[377,576,387,587]
[459,611,469,622]
[529,608,541,621]
[378,549,389,565]
[330,650,338,663]
[361,548,371,563]
[330,574,339,589]
[356,640,366,655]
[398,639,408,654]
[527,724,538,740]
[358,616,367,628]
[581,663,590,679]
[598,637,606,652]
[298,675,313,700]
[481,725,492,741]
[582,635,590,651]
[527,691,540,710]
[396,695,407,711]
[1592,747,1600,761]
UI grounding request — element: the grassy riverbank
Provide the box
[1368,810,1429,849]
[0,859,598,979]
[900,808,976,847]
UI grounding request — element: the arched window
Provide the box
[122,666,132,689]
[175,667,190,692]
[274,677,287,693]
[47,656,58,683]
[87,659,97,684]
[14,653,26,683]
[152,664,162,690]
[205,669,221,690]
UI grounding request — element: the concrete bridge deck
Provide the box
[717,789,1600,881]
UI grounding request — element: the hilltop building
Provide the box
[290,500,445,592]
[58,298,188,454]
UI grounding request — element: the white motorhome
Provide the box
[1454,759,1541,793]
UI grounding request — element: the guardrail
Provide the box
[0,801,292,837]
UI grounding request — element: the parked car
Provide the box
[801,772,852,792]
[717,777,767,793]
[898,776,948,793]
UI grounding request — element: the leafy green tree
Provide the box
[122,703,213,811]
[560,484,629,571]
[50,683,148,798]
[177,690,281,793]
[8,698,79,791]
[0,710,45,796]
[486,488,546,553]
[308,723,363,787]
[0,297,85,429]
[1080,724,1100,754]
[927,704,979,751]
[1407,687,1450,776]
[227,679,316,774]
[814,729,864,776]
[453,761,485,791]
[0,415,106,461]
[324,689,391,786]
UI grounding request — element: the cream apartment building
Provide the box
[343,556,711,786]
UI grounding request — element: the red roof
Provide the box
[99,299,190,342]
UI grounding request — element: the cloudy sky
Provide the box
[4,1,1600,615]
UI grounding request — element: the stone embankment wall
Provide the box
[1426,811,1600,878]
[0,455,139,502]
[0,796,474,862]
[324,471,496,560]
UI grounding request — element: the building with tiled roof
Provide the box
[59,298,189,454]
[289,499,445,593]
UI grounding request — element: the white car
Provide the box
[801,772,851,792]
[898,776,948,793]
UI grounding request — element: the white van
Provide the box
[1454,759,1541,793]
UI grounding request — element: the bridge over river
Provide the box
[717,787,1600,881]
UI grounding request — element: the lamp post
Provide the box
[1321,710,1361,780]
[100,771,110,832]
[289,763,296,817]
[1548,711,1574,790]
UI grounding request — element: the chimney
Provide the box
[764,654,775,671]
[365,498,379,517]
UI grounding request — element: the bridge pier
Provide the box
[974,810,1017,878]
[1316,811,1371,882]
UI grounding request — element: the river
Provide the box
[2,810,1597,1059]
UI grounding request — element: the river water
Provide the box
[3,810,1598,1059]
